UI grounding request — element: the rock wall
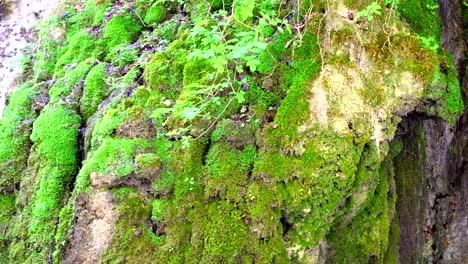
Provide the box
[0,0,465,263]
[391,0,467,262]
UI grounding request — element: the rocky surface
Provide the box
[0,0,466,263]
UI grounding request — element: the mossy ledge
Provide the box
[0,0,464,263]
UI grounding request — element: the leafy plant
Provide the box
[384,0,399,7]
[355,2,382,22]
[417,36,439,51]
[154,7,290,146]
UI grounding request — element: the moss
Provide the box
[80,63,108,120]
[144,42,189,100]
[326,150,395,263]
[109,43,139,67]
[136,153,162,177]
[54,30,100,77]
[28,103,81,247]
[397,0,440,38]
[424,59,464,123]
[0,83,38,190]
[135,0,159,18]
[102,14,143,52]
[100,187,160,263]
[204,143,256,202]
[0,195,15,259]
[67,0,110,32]
[257,32,291,75]
[53,205,73,262]
[50,60,96,103]
[265,26,321,147]
[168,140,206,201]
[201,200,251,263]
[33,19,64,81]
[246,181,286,239]
[144,3,167,26]
[81,138,152,180]
[151,199,166,221]
[154,20,179,42]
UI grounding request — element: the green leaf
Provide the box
[247,59,261,72]
[235,0,255,21]
[181,107,201,121]
[235,90,246,104]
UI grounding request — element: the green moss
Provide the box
[204,143,256,202]
[144,49,185,99]
[109,43,139,67]
[53,205,73,262]
[28,103,81,247]
[50,60,96,103]
[135,0,159,18]
[100,187,160,263]
[154,20,179,42]
[33,19,63,81]
[246,181,286,239]
[67,0,110,32]
[424,60,464,123]
[102,14,143,52]
[54,30,100,77]
[329,174,392,262]
[152,199,166,221]
[0,194,15,259]
[80,63,108,120]
[201,200,251,263]
[265,27,321,147]
[0,83,38,190]
[168,140,206,201]
[136,153,162,177]
[257,32,290,75]
[397,0,440,38]
[83,138,152,179]
[144,3,167,26]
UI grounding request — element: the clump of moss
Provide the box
[204,143,257,202]
[0,83,38,191]
[81,138,152,180]
[80,63,108,120]
[109,43,139,67]
[28,103,81,246]
[144,3,167,26]
[0,194,16,256]
[397,0,440,39]
[67,0,111,34]
[257,32,290,75]
[54,31,100,77]
[100,187,160,263]
[136,153,162,178]
[424,60,464,123]
[102,14,143,52]
[50,60,96,103]
[201,200,251,262]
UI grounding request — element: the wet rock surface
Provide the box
[394,0,468,262]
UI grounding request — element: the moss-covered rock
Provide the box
[0,0,465,262]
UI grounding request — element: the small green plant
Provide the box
[153,6,291,147]
[355,2,382,22]
[384,0,399,7]
[417,36,439,51]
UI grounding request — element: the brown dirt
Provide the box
[63,190,117,264]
